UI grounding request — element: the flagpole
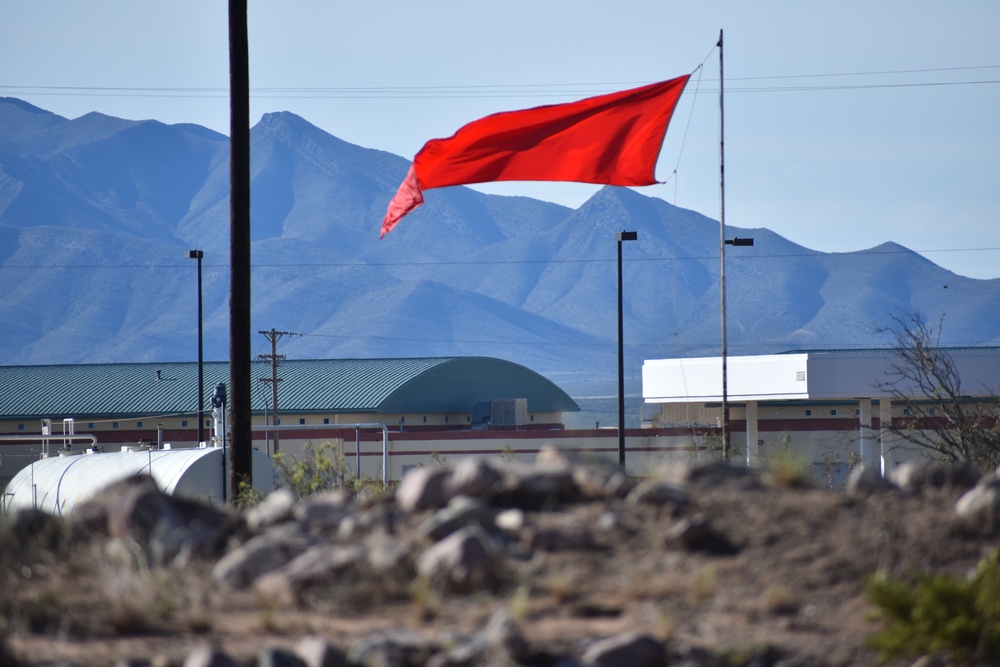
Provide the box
[718,28,731,461]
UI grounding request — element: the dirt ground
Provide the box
[3,476,997,666]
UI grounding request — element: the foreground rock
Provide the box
[2,451,998,667]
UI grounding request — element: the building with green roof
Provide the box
[0,357,579,489]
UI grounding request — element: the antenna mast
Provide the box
[718,28,731,460]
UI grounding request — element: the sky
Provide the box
[3,1,999,279]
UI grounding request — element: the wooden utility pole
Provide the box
[257,329,296,454]
[229,0,252,495]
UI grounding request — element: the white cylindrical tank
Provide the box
[2,446,275,515]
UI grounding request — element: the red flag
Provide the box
[380,74,690,238]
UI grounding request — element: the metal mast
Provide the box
[718,29,731,460]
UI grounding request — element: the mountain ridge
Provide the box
[1,98,998,395]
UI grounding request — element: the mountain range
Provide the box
[1,96,998,397]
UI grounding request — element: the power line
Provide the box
[3,245,999,271]
[2,65,998,99]
[2,79,994,100]
[726,64,1000,80]
[283,329,995,353]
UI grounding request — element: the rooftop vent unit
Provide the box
[472,398,527,429]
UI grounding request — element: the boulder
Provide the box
[955,475,1000,531]
[416,524,501,592]
[69,474,239,564]
[245,488,296,532]
[396,466,452,512]
[844,466,898,498]
[581,632,667,667]
[212,522,311,589]
[889,461,982,493]
[292,636,349,667]
[443,457,503,499]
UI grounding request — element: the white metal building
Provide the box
[642,349,1000,476]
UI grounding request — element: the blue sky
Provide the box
[3,0,998,278]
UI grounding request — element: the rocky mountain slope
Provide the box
[2,97,998,395]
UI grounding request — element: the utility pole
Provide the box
[257,328,296,454]
[228,0,252,495]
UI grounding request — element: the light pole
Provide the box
[187,249,205,444]
[616,230,638,471]
[720,236,753,460]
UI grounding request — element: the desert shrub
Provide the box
[232,478,264,509]
[753,434,815,487]
[273,441,351,498]
[762,448,815,488]
[819,447,863,490]
[689,434,743,463]
[866,548,1000,665]
[272,441,388,500]
[498,444,517,462]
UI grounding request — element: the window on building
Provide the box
[88,422,94,429]
[323,418,329,425]
[929,408,936,415]
[181,420,188,427]
[903,408,910,416]
[805,410,812,416]
[137,421,143,428]
[113,422,119,429]
[422,416,427,423]
[445,416,448,423]
[276,418,281,425]
[299,418,305,425]
[18,423,24,430]
[830,409,837,416]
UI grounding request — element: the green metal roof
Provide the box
[0,357,578,420]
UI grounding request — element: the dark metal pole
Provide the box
[618,237,625,469]
[222,401,228,502]
[262,393,270,456]
[616,230,638,470]
[718,29,731,461]
[229,0,252,494]
[187,249,205,444]
[197,251,204,444]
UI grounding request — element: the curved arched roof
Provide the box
[0,357,578,419]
